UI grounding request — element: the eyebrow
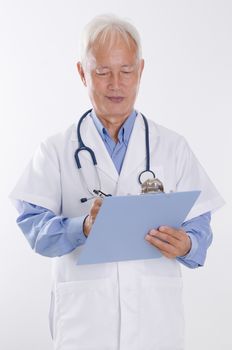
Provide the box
[96,65,109,69]
[96,64,135,69]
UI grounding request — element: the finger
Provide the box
[159,250,176,259]
[90,198,103,217]
[90,204,101,217]
[158,226,186,240]
[149,229,179,247]
[145,234,178,256]
[147,229,192,257]
[146,234,177,258]
[92,198,103,208]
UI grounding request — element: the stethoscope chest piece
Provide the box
[139,170,164,194]
[141,178,164,194]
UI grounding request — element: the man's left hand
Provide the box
[145,226,191,258]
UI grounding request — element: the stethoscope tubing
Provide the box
[75,109,156,192]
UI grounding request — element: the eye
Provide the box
[95,68,110,76]
[121,66,134,74]
[96,72,108,76]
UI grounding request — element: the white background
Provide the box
[0,0,231,349]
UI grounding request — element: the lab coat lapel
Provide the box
[72,114,119,183]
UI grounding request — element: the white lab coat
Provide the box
[10,113,224,350]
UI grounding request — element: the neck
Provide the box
[97,112,132,142]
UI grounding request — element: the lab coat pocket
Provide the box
[139,276,185,350]
[54,278,118,350]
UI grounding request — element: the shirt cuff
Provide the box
[65,216,87,247]
[176,232,201,268]
[180,232,199,260]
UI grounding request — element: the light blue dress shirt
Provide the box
[90,109,137,174]
[15,110,212,268]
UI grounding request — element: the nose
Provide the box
[108,72,121,90]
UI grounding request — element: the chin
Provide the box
[105,104,131,116]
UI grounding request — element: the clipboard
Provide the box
[77,191,200,265]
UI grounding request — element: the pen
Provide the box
[80,190,111,203]
[93,190,112,198]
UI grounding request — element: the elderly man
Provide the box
[10,14,223,350]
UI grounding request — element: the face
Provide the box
[77,33,144,123]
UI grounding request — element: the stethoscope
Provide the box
[75,109,163,203]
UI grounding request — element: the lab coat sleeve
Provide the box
[175,137,225,220]
[10,138,62,215]
[16,201,87,257]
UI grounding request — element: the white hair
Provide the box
[79,14,142,65]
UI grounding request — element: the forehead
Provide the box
[87,32,138,66]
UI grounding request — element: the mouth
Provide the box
[106,96,125,103]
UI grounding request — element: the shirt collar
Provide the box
[90,109,137,144]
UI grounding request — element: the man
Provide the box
[10,14,224,350]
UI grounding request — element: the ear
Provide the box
[77,62,87,86]
[139,59,145,78]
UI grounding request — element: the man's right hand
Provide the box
[83,198,103,236]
